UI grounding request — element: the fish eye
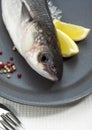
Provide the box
[38,53,49,63]
[38,52,56,72]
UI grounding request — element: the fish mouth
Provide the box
[43,65,61,81]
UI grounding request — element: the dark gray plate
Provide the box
[0,0,92,106]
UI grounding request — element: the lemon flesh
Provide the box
[56,29,79,57]
[54,19,90,41]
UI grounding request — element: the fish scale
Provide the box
[25,0,55,33]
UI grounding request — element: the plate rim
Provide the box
[0,87,92,106]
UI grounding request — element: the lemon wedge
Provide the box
[54,19,91,41]
[56,29,79,57]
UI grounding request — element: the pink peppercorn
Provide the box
[0,63,4,68]
[10,56,14,61]
[11,63,15,66]
[17,73,22,78]
[0,51,3,55]
[10,69,14,73]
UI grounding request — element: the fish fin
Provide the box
[21,1,33,22]
[48,0,62,20]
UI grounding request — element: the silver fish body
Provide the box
[1,0,63,81]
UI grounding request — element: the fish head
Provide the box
[21,1,63,81]
[24,24,63,81]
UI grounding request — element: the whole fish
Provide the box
[1,0,63,81]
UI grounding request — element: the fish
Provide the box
[1,0,63,81]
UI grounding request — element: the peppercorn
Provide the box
[17,73,22,78]
[7,74,11,79]
[10,69,14,73]
[10,56,14,61]
[0,51,3,55]
[12,46,16,51]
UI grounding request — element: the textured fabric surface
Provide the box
[0,94,92,130]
